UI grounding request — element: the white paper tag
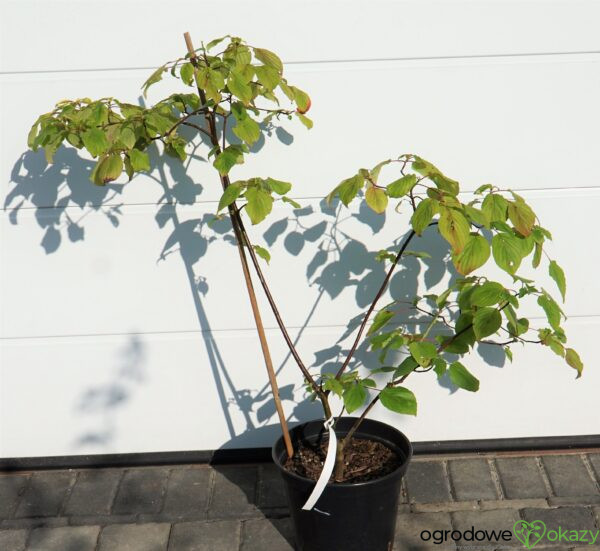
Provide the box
[301,416,337,512]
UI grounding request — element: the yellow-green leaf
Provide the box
[410,198,436,235]
[244,187,273,224]
[365,186,388,214]
[448,362,479,392]
[453,234,490,275]
[438,207,470,253]
[565,348,583,378]
[128,148,150,172]
[253,48,283,73]
[253,245,271,264]
[549,260,566,302]
[508,198,535,237]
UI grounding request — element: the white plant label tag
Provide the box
[301,416,337,512]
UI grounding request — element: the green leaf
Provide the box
[217,183,243,212]
[409,341,437,367]
[296,113,313,129]
[432,358,447,378]
[549,260,566,302]
[254,65,280,91]
[438,207,470,254]
[565,348,583,378]
[27,120,40,148]
[394,356,419,378]
[386,174,417,198]
[453,234,490,275]
[436,288,452,307]
[448,362,480,392]
[533,241,543,268]
[206,36,227,50]
[82,128,108,157]
[508,197,536,237]
[504,346,513,362]
[508,317,529,337]
[142,65,166,97]
[233,115,261,145]
[365,186,388,214]
[253,48,283,73]
[266,178,292,195]
[323,376,344,397]
[118,126,136,149]
[492,232,523,274]
[327,173,364,206]
[473,307,502,339]
[471,281,505,307]
[253,245,271,264]
[538,293,562,331]
[213,145,244,175]
[91,154,123,186]
[368,309,394,336]
[475,184,493,195]
[228,70,253,104]
[343,383,367,414]
[291,87,311,113]
[128,149,150,172]
[404,251,432,259]
[463,204,491,228]
[244,187,273,225]
[482,193,508,223]
[180,62,195,86]
[380,386,417,415]
[281,196,301,208]
[410,198,436,235]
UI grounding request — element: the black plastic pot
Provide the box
[272,417,412,551]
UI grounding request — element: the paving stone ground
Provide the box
[1,450,599,550]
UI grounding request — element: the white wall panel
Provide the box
[3,190,598,339]
[1,1,598,458]
[2,1,599,73]
[3,54,600,208]
[1,318,596,458]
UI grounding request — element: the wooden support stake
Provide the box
[183,32,294,459]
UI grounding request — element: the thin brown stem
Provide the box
[333,223,439,384]
[182,32,303,457]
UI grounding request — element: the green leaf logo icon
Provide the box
[513,520,546,548]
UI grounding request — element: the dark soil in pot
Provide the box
[285,436,401,483]
[272,417,412,551]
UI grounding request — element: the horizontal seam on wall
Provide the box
[2,49,600,76]
[4,185,600,213]
[1,314,598,342]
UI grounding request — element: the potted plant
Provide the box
[26,34,583,551]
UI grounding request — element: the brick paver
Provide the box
[448,458,497,501]
[27,525,100,551]
[405,461,452,503]
[112,468,168,515]
[64,470,121,517]
[542,455,599,497]
[495,456,548,499]
[208,466,259,520]
[168,520,240,551]
[162,467,211,521]
[1,450,599,550]
[0,529,27,551]
[0,475,29,519]
[240,518,293,551]
[98,523,170,551]
[15,471,74,518]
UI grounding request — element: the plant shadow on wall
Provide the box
[259,197,509,395]
[6,112,337,450]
